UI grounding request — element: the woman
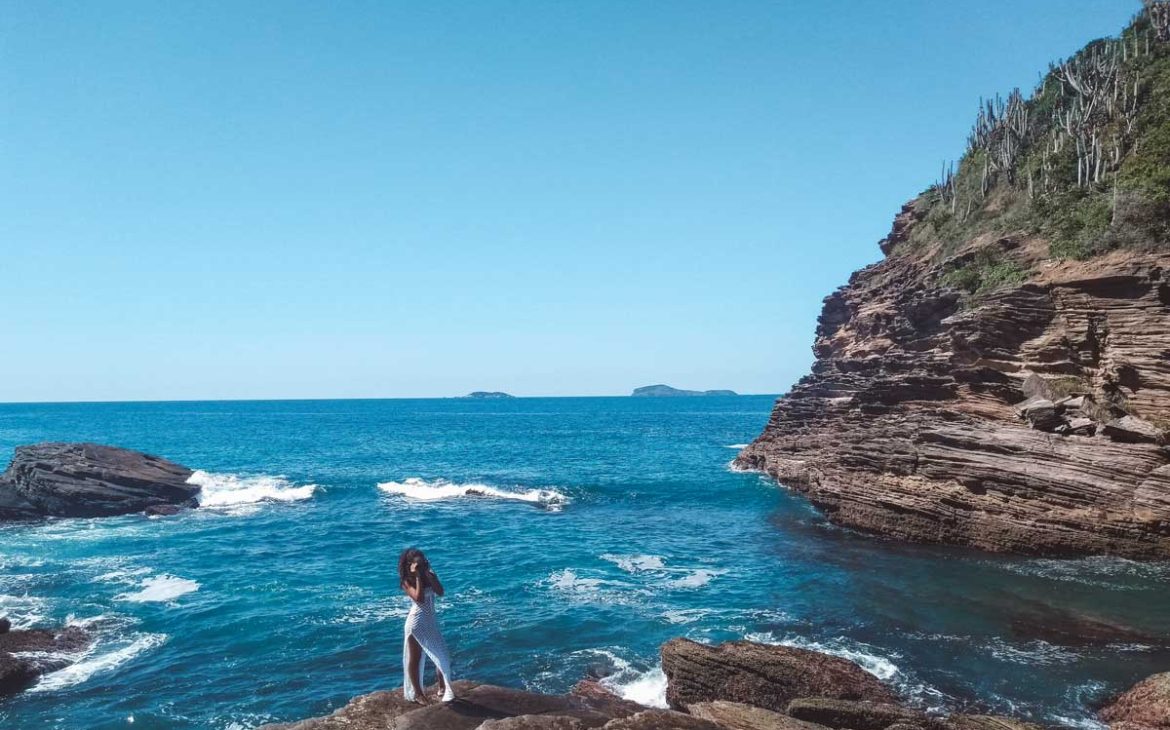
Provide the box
[399,547,455,703]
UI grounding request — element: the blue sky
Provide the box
[0,1,1137,401]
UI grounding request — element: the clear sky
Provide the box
[0,1,1138,402]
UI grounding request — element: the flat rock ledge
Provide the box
[0,619,91,695]
[262,639,1078,730]
[0,442,199,520]
[1101,671,1170,730]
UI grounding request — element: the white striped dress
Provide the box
[402,585,455,701]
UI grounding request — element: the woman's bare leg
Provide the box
[407,635,429,703]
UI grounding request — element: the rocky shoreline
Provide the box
[0,618,90,696]
[259,638,1167,730]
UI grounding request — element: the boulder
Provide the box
[1102,417,1165,445]
[785,698,929,730]
[0,617,10,634]
[1017,399,1061,431]
[1100,672,1170,730]
[0,624,91,695]
[0,442,199,520]
[1065,417,1096,436]
[689,700,829,730]
[660,639,895,713]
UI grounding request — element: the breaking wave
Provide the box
[378,477,568,511]
[31,633,167,692]
[187,470,317,511]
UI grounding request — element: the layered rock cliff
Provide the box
[735,6,1170,558]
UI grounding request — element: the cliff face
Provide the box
[736,7,1170,558]
[736,232,1170,557]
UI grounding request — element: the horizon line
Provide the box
[0,392,781,407]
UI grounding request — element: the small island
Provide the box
[631,384,738,397]
[463,391,516,399]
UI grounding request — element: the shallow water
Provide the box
[0,397,1167,729]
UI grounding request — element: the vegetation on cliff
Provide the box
[897,1,1170,272]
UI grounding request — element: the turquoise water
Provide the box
[1,397,1168,730]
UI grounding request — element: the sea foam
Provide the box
[377,477,567,511]
[187,470,317,511]
[115,575,200,603]
[572,648,669,708]
[31,633,167,692]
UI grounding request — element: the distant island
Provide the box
[631,384,738,397]
[464,391,515,399]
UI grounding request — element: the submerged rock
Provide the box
[660,638,895,713]
[0,624,91,695]
[1100,671,1170,730]
[0,442,199,520]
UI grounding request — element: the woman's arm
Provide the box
[427,570,445,597]
[401,575,425,603]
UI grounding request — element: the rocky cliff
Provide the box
[735,6,1170,558]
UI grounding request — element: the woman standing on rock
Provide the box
[399,547,456,703]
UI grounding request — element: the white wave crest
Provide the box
[548,569,608,594]
[750,632,900,681]
[572,649,668,709]
[115,575,199,604]
[31,633,167,692]
[601,554,666,573]
[378,478,568,511]
[187,470,316,510]
[667,568,726,589]
[604,665,668,708]
[725,443,750,449]
[0,593,50,630]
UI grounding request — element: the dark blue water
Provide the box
[1,397,1167,730]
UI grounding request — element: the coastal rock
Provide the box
[940,716,1044,730]
[0,617,10,634]
[599,710,723,729]
[660,638,895,713]
[0,624,91,695]
[1100,671,1170,730]
[0,442,199,520]
[785,698,929,730]
[689,700,829,730]
[734,245,1170,558]
[260,681,642,730]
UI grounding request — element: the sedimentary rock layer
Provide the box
[735,231,1170,558]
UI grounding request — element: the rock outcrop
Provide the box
[1101,671,1170,730]
[260,680,646,730]
[0,621,91,695]
[660,639,896,712]
[264,638,1065,730]
[734,227,1170,558]
[0,442,199,520]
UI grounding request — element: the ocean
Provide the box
[0,396,1167,729]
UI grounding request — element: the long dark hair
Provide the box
[398,547,429,587]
